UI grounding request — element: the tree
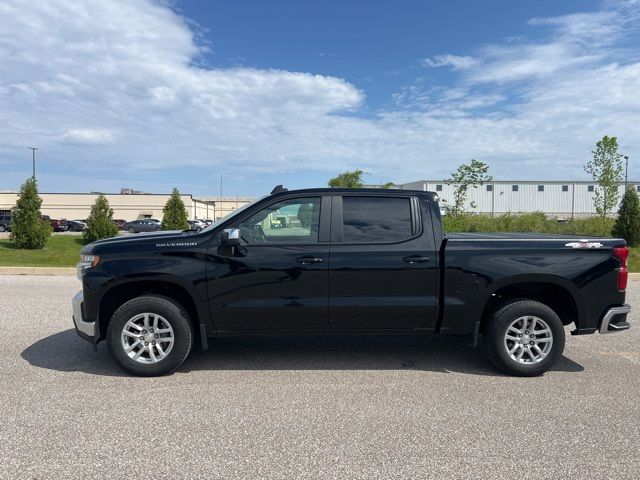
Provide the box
[585,135,624,218]
[83,194,119,242]
[446,159,492,217]
[10,177,52,249]
[329,169,366,188]
[162,188,189,230]
[381,181,395,189]
[613,186,640,247]
[297,202,314,228]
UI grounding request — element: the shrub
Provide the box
[10,177,52,249]
[443,212,614,237]
[562,216,614,237]
[162,188,189,230]
[83,194,119,243]
[613,186,640,246]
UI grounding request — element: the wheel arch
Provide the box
[97,278,202,342]
[479,275,585,334]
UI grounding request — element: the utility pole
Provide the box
[624,155,629,189]
[28,147,37,179]
[219,174,223,201]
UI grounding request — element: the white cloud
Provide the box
[423,54,478,70]
[0,0,639,192]
[61,129,115,144]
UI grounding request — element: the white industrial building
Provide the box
[395,180,639,218]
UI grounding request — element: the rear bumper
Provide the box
[72,291,97,342]
[599,304,631,334]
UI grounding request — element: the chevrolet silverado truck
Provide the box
[72,187,631,376]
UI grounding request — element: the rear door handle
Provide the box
[402,255,431,264]
[296,256,324,264]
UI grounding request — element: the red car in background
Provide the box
[112,219,127,230]
[48,217,68,231]
[51,219,68,231]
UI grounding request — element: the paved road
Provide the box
[0,276,638,479]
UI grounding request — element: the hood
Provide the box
[81,229,201,254]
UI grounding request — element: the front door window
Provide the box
[237,197,321,244]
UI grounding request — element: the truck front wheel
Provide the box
[107,296,193,376]
[485,299,565,377]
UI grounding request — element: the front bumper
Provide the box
[599,304,631,334]
[72,291,97,342]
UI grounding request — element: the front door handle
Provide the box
[296,256,324,264]
[402,255,431,264]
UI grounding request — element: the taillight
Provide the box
[613,246,629,291]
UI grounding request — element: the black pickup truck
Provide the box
[73,187,631,376]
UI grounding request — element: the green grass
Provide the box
[0,235,85,267]
[628,247,640,273]
[1,233,639,272]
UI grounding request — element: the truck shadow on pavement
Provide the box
[21,329,585,377]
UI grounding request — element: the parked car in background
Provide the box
[112,219,127,230]
[0,214,12,232]
[67,220,87,232]
[50,218,68,232]
[204,219,214,226]
[187,219,207,231]
[123,219,162,233]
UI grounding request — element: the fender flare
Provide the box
[470,273,586,336]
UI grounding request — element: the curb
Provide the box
[0,267,76,276]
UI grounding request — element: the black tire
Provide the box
[155,227,161,231]
[107,296,193,376]
[0,225,6,232]
[128,227,135,233]
[485,299,565,377]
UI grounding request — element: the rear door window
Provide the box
[341,197,413,243]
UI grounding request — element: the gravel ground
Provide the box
[0,275,639,480]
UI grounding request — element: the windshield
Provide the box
[200,196,265,233]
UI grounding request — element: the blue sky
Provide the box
[179,0,599,107]
[0,0,638,197]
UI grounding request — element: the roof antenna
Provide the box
[271,185,287,194]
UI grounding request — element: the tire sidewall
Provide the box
[107,296,193,376]
[486,299,565,377]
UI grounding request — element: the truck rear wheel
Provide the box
[485,299,565,376]
[107,296,193,376]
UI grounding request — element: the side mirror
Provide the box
[220,228,241,247]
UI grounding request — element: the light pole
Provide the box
[624,155,629,189]
[28,147,37,179]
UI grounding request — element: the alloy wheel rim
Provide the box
[121,313,174,364]
[504,315,553,365]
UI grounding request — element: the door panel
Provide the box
[328,195,439,330]
[208,244,329,330]
[206,195,330,331]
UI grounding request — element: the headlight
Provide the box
[80,254,100,267]
[77,254,100,279]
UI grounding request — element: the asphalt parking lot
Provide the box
[0,276,639,479]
